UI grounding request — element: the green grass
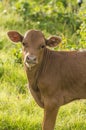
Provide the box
[0,90,43,130]
[0,0,86,129]
[0,38,86,130]
[56,101,86,130]
[0,80,86,130]
[0,47,43,130]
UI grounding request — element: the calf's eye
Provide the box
[22,42,26,46]
[22,42,28,47]
[40,44,45,49]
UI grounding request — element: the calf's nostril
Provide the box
[27,56,30,61]
[33,57,36,61]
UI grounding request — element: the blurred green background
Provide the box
[0,0,86,130]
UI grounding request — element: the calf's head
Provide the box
[7,30,61,69]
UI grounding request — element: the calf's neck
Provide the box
[7,29,86,130]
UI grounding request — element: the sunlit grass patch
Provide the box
[56,101,86,130]
[0,0,86,129]
[0,89,43,130]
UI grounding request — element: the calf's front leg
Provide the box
[42,107,59,130]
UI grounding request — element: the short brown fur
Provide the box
[7,29,86,130]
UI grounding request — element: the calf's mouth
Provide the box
[25,62,36,69]
[24,58,38,69]
[24,53,38,69]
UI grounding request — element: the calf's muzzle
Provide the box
[24,53,38,68]
[26,55,37,63]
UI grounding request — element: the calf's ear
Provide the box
[46,36,61,47]
[7,31,23,43]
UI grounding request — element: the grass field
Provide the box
[0,0,86,130]
[0,29,86,130]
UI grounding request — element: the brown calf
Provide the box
[7,29,86,130]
